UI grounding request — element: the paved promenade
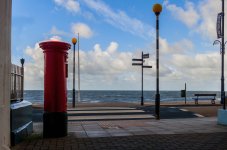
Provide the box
[12,132,227,150]
[12,106,227,150]
[32,117,227,138]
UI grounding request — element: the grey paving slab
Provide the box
[68,125,84,132]
[70,131,88,138]
[130,131,154,135]
[106,128,127,133]
[30,106,227,150]
[86,131,110,138]
[108,131,133,137]
[85,131,107,134]
[34,117,227,137]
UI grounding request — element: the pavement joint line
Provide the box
[179,108,189,112]
[194,113,204,117]
[81,123,88,137]
[169,107,176,108]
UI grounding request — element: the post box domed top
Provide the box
[39,40,71,51]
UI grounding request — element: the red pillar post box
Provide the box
[39,40,71,138]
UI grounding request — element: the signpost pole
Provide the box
[132,52,152,106]
[185,83,186,104]
[141,52,144,106]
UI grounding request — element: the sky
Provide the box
[12,0,227,91]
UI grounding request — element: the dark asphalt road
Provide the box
[136,106,198,119]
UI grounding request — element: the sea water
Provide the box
[23,90,221,104]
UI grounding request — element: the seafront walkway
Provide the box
[12,105,227,150]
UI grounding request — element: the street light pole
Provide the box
[78,33,81,102]
[153,3,162,120]
[214,0,226,109]
[72,37,77,108]
[141,51,144,106]
[221,0,225,109]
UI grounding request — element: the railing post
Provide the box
[20,58,25,101]
[14,65,16,100]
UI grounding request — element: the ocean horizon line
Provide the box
[24,90,221,92]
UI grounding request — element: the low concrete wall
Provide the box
[217,109,227,125]
[11,101,33,146]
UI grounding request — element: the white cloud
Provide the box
[54,0,80,13]
[54,0,64,5]
[165,0,227,40]
[77,42,132,75]
[169,52,221,87]
[148,36,223,90]
[50,26,68,36]
[71,23,93,38]
[49,23,94,39]
[165,1,200,27]
[23,41,145,90]
[24,44,44,90]
[53,0,155,39]
[50,35,62,41]
[107,42,118,54]
[171,53,219,69]
[23,37,225,91]
[83,0,155,39]
[196,0,223,39]
[160,38,194,55]
[124,75,136,81]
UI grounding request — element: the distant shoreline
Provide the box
[23,90,222,105]
[24,90,221,92]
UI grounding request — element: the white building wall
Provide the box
[0,0,12,149]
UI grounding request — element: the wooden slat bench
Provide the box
[194,94,216,104]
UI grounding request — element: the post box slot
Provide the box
[65,63,68,78]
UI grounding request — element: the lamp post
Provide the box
[214,0,225,109]
[142,51,144,105]
[153,3,162,119]
[77,33,81,102]
[221,0,225,109]
[20,58,25,67]
[72,37,77,108]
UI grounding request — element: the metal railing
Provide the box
[10,59,24,101]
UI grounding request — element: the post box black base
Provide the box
[43,112,67,138]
